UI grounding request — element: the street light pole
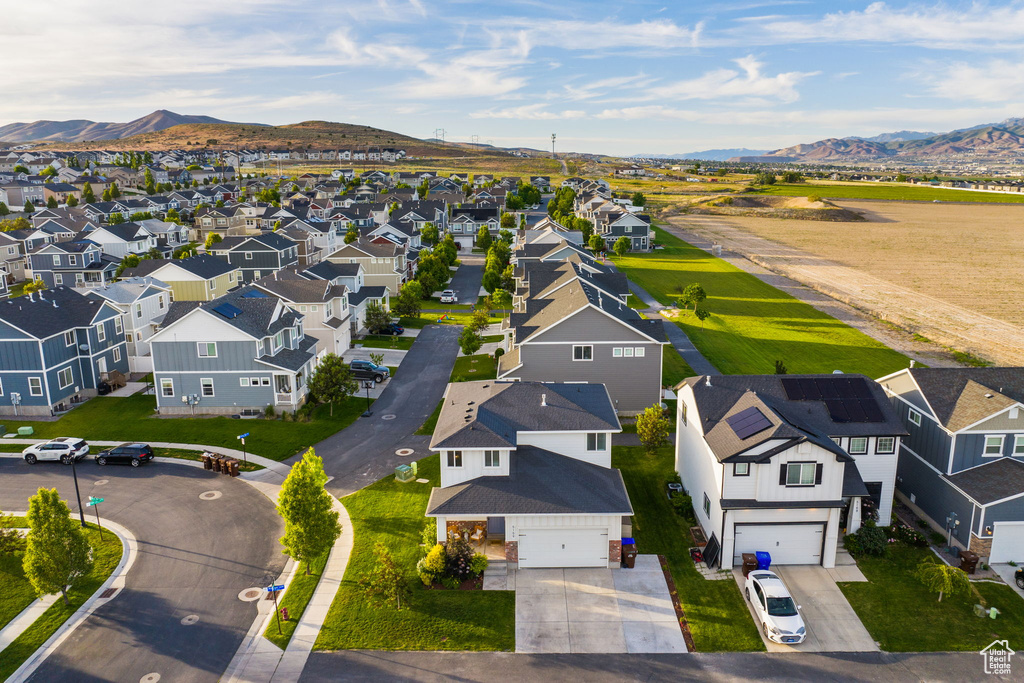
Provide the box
[362,380,373,418]
[70,456,86,527]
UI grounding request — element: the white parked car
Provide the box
[23,438,90,465]
[439,290,458,304]
[744,570,806,644]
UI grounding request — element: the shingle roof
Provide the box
[944,457,1024,505]
[425,446,632,516]
[160,285,292,339]
[0,286,110,338]
[253,275,344,303]
[85,277,169,304]
[905,368,1024,431]
[431,381,620,450]
[301,260,361,280]
[348,286,388,306]
[124,253,236,280]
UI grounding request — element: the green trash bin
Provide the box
[17,426,34,436]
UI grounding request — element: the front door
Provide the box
[96,356,107,379]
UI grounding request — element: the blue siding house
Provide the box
[28,241,119,289]
[0,287,128,415]
[208,233,300,284]
[878,367,1024,564]
[150,285,317,415]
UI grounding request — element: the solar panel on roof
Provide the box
[240,290,269,298]
[850,378,873,399]
[726,406,773,439]
[816,378,840,399]
[212,303,243,319]
[845,399,867,422]
[860,399,885,422]
[798,378,821,400]
[825,399,850,422]
[780,377,802,400]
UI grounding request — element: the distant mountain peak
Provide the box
[0,110,242,143]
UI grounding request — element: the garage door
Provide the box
[733,523,824,566]
[518,528,608,568]
[990,522,1024,563]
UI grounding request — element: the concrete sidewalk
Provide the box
[626,281,718,376]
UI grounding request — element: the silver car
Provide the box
[23,437,90,465]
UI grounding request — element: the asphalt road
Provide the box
[445,257,484,305]
[0,458,285,683]
[301,651,1011,682]
[315,323,462,496]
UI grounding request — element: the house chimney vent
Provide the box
[705,376,711,387]
[541,393,547,407]
[909,359,916,368]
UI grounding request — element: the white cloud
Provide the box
[920,58,1024,102]
[509,18,703,51]
[648,55,817,103]
[470,105,586,120]
[560,74,656,101]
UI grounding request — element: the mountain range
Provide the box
[0,110,246,143]
[632,148,769,161]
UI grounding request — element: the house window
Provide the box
[484,450,501,467]
[250,377,261,386]
[126,333,133,343]
[984,435,1004,456]
[784,462,819,487]
[135,304,143,319]
[29,377,43,396]
[0,378,3,395]
[876,437,896,454]
[160,378,174,397]
[52,255,60,266]
[623,347,634,357]
[447,450,463,468]
[245,252,253,260]
[908,408,922,427]
[734,462,750,476]
[634,347,645,357]
[69,255,77,266]
[274,331,284,351]
[240,378,250,387]
[64,331,75,346]
[1014,435,1024,455]
[55,274,63,285]
[261,377,271,386]
[210,279,217,290]
[703,493,711,516]
[197,342,217,357]
[681,402,687,426]
[849,437,868,455]
[57,367,73,389]
[112,347,121,362]
[115,317,123,334]
[586,433,607,451]
[573,345,593,361]
[158,296,165,310]
[613,347,622,357]
[96,323,105,342]
[200,378,214,397]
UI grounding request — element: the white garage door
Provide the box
[990,522,1024,563]
[733,523,824,566]
[518,528,608,568]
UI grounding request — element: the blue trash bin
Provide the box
[756,551,771,570]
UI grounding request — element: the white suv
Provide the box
[439,290,458,304]
[744,570,806,644]
[23,438,90,465]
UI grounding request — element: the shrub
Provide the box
[843,532,862,556]
[440,575,461,590]
[807,194,821,203]
[887,523,928,547]
[420,521,437,551]
[445,534,475,581]
[470,553,489,577]
[916,520,929,529]
[417,543,446,586]
[670,493,694,523]
[264,404,275,419]
[856,520,888,556]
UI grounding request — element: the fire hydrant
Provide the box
[281,607,290,621]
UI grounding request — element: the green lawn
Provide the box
[358,335,416,351]
[612,445,763,651]
[8,281,27,299]
[613,227,912,377]
[480,334,503,344]
[402,309,503,328]
[153,447,264,471]
[755,182,1024,203]
[451,355,497,382]
[0,553,36,634]
[663,345,696,388]
[264,552,329,649]
[424,298,474,311]
[839,545,1024,651]
[314,455,515,651]
[0,394,365,462]
[0,523,123,681]
[415,400,444,436]
[625,293,648,310]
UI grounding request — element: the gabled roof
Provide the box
[123,253,236,280]
[159,285,295,339]
[329,239,400,258]
[426,446,632,516]
[300,260,362,280]
[0,286,114,338]
[85,276,170,305]
[431,381,620,450]
[214,232,296,252]
[900,368,1024,431]
[944,457,1024,505]
[253,274,345,303]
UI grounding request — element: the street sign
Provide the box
[86,497,104,507]
[265,584,285,592]
[237,433,250,439]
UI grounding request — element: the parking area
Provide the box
[515,555,687,654]
[733,565,879,652]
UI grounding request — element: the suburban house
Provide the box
[0,286,129,416]
[253,273,352,358]
[84,277,173,373]
[79,222,159,259]
[499,276,665,414]
[449,206,500,249]
[326,240,404,294]
[208,232,300,284]
[150,285,317,415]
[675,374,907,569]
[425,380,632,569]
[121,254,242,301]
[598,213,652,251]
[28,242,120,289]
[877,367,1024,563]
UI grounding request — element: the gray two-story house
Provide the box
[150,285,317,415]
[878,367,1024,563]
[0,287,128,415]
[209,232,300,284]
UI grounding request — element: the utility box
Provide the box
[17,426,33,436]
[410,461,418,476]
[395,464,414,482]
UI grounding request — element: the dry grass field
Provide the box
[710,200,1024,326]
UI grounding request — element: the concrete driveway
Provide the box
[735,565,878,653]
[515,555,687,655]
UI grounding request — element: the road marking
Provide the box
[199,491,222,500]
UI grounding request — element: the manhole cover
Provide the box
[181,614,199,626]
[395,448,414,457]
[141,674,160,683]
[199,491,222,501]
[100,588,118,599]
[94,479,109,486]
[381,414,397,420]
[238,588,263,602]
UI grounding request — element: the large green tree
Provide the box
[23,200,34,214]
[277,449,341,574]
[394,280,423,318]
[307,353,357,416]
[23,488,93,605]
[475,226,492,252]
[364,300,393,334]
[636,404,671,454]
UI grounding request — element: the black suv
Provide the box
[96,443,155,467]
[348,359,390,383]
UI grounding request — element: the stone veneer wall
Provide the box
[969,533,993,559]
[505,540,518,564]
[609,539,621,564]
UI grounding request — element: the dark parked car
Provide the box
[1016,568,1024,589]
[349,359,390,383]
[380,322,405,335]
[96,443,155,467]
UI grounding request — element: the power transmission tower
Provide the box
[434,128,447,144]
[471,135,479,144]
[551,133,557,159]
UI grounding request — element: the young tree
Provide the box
[46,195,58,209]
[23,200,34,214]
[344,228,359,244]
[1,216,31,232]
[67,194,79,207]
[434,238,457,267]
[694,307,711,330]
[588,234,604,252]
[631,191,647,207]
[81,182,95,203]
[13,164,29,174]
[421,222,438,246]
[915,557,970,602]
[458,326,482,356]
[680,283,707,312]
[613,236,631,256]
[774,360,788,375]
[0,201,8,216]
[490,288,512,318]
[204,232,222,250]
[636,404,671,454]
[394,281,423,318]
[277,449,341,575]
[364,300,393,334]
[475,226,492,252]
[500,212,516,229]
[23,488,93,605]
[468,308,489,333]
[108,212,125,225]
[359,542,410,610]
[109,181,121,199]
[481,269,502,294]
[498,228,514,245]
[144,168,156,195]
[307,353,357,416]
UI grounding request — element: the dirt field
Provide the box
[667,200,1024,366]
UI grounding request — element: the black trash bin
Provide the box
[622,543,638,569]
[741,553,759,577]
[959,550,979,575]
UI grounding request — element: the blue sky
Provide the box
[7,1,1024,155]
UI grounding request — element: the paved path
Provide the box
[0,459,285,683]
[625,280,718,376]
[446,257,485,305]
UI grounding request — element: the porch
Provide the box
[446,518,508,563]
